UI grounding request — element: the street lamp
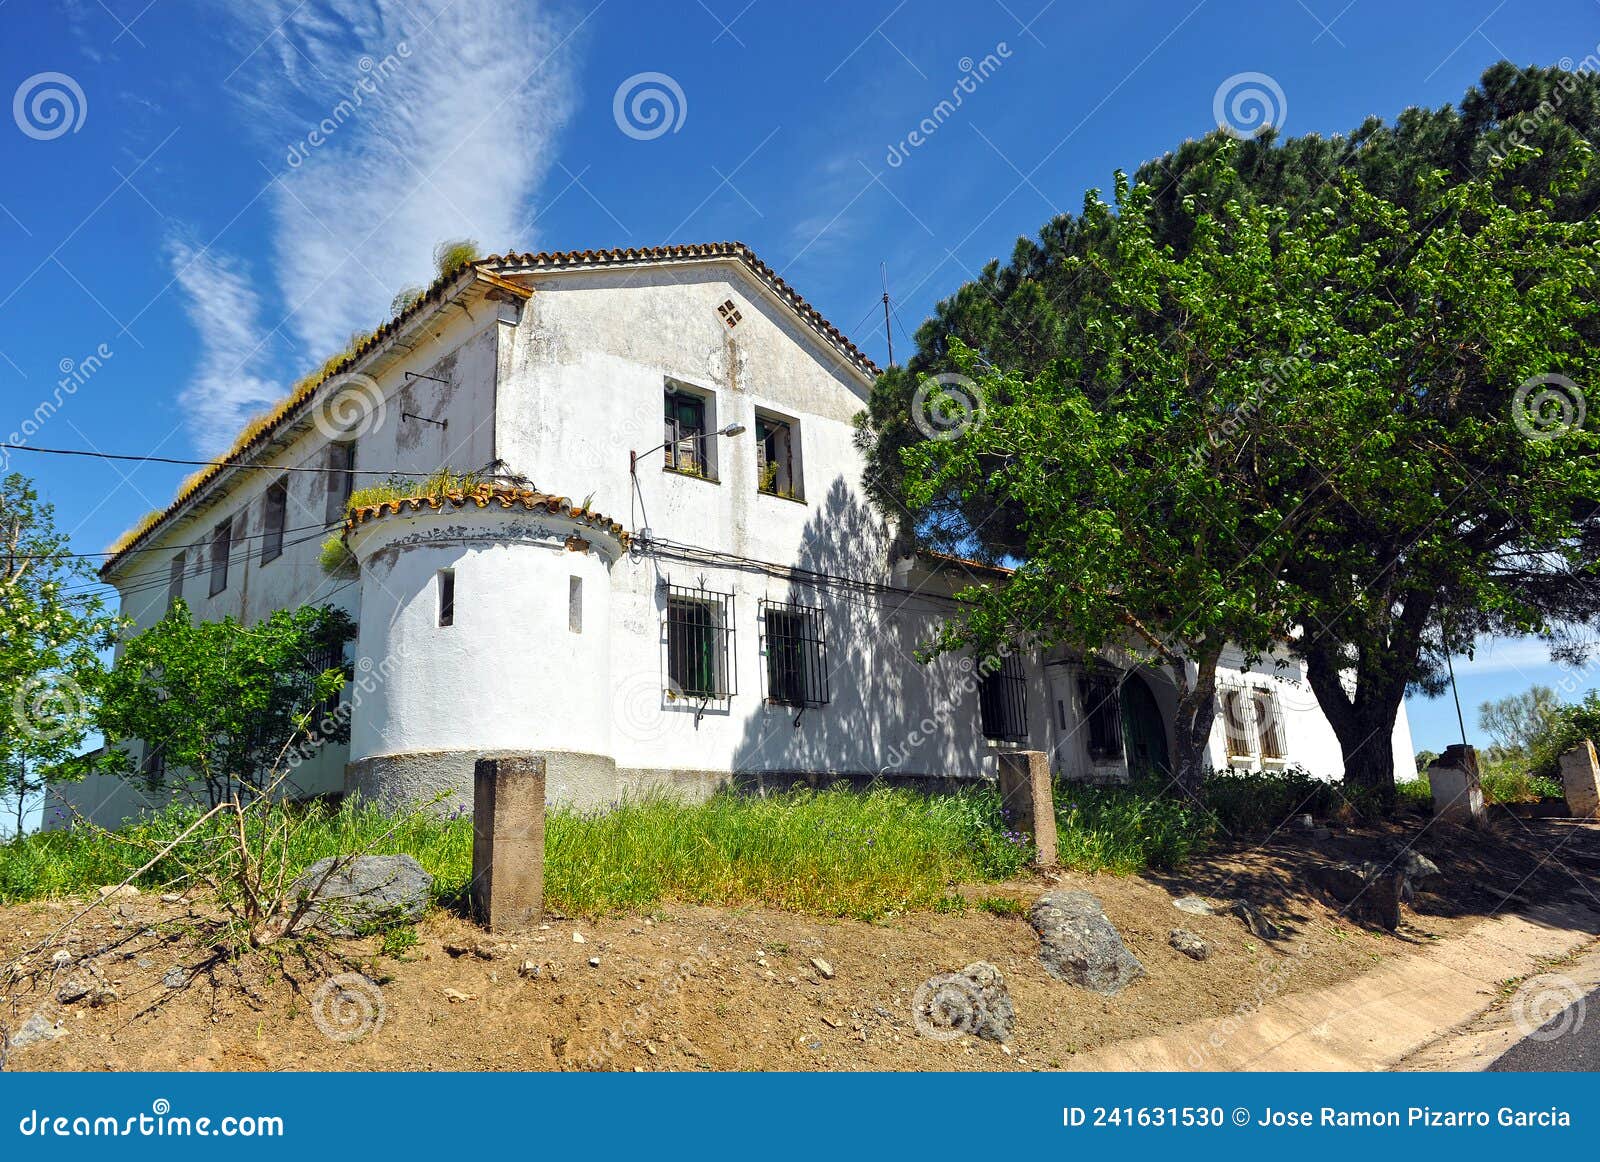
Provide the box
[628,423,746,479]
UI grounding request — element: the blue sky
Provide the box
[2,0,1596,757]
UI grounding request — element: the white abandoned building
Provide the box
[65,243,1413,827]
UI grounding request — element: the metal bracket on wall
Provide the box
[404,370,450,385]
[401,411,447,429]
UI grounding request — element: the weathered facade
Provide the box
[64,244,1413,826]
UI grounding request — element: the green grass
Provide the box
[3,773,1334,921]
[1400,768,1563,807]
[1054,782,1212,872]
[0,787,1034,921]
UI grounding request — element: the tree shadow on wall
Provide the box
[729,475,992,796]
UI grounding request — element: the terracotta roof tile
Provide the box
[346,485,627,544]
[484,243,880,377]
[103,242,872,578]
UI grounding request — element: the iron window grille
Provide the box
[1253,688,1286,760]
[760,600,830,712]
[665,583,737,710]
[1219,686,1255,761]
[1079,672,1124,760]
[303,640,348,734]
[979,651,1029,742]
[663,388,710,477]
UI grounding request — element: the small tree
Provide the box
[0,473,121,836]
[1478,685,1562,762]
[87,603,356,807]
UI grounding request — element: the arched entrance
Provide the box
[1120,673,1171,780]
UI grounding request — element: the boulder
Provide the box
[1308,860,1407,930]
[287,855,433,936]
[1172,894,1217,916]
[1228,898,1282,941]
[1308,862,1370,904]
[1169,928,1209,960]
[912,961,1015,1043]
[8,1013,66,1051]
[1029,891,1145,994]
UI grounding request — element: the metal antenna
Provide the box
[881,263,894,368]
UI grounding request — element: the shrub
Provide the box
[1199,766,1341,834]
[1053,781,1212,872]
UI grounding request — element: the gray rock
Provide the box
[56,975,94,1004]
[287,855,433,936]
[1309,862,1370,904]
[1309,861,1406,930]
[1030,891,1145,994]
[912,960,1015,1043]
[1228,898,1282,940]
[162,967,186,989]
[1172,894,1217,916]
[8,1013,66,1051]
[1169,928,1209,960]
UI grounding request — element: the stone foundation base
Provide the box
[347,753,990,812]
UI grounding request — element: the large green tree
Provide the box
[86,603,356,808]
[0,473,121,836]
[861,62,1600,797]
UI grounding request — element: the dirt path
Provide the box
[5,820,1597,1072]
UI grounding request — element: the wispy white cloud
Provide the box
[167,242,279,454]
[169,0,578,450]
[1450,637,1561,678]
[229,0,578,359]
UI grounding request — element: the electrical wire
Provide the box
[2,442,422,477]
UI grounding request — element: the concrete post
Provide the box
[996,750,1058,868]
[1558,739,1600,820]
[471,755,546,931]
[1428,743,1485,826]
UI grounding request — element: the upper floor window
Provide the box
[208,517,232,597]
[261,476,288,563]
[979,651,1029,742]
[756,414,802,500]
[324,442,356,525]
[663,387,711,479]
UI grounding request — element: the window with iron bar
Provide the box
[1079,671,1123,760]
[979,651,1029,742]
[761,600,829,708]
[665,584,736,700]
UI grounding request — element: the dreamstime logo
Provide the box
[911,971,984,1041]
[311,972,386,1043]
[1513,373,1586,441]
[284,43,411,168]
[311,372,387,440]
[11,673,90,742]
[911,372,986,441]
[612,72,687,140]
[4,341,113,470]
[612,670,689,744]
[13,72,87,140]
[1511,973,1586,1042]
[885,43,1012,167]
[1212,72,1286,140]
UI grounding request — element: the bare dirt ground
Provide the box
[4,815,1598,1072]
